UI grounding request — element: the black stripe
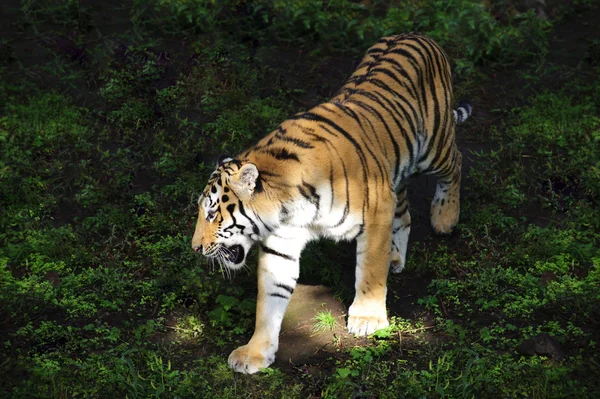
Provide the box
[304,182,319,200]
[421,38,452,110]
[423,37,452,133]
[366,47,385,55]
[318,138,350,228]
[372,76,420,136]
[275,127,315,148]
[237,201,261,234]
[297,184,310,200]
[275,283,295,295]
[330,101,388,185]
[353,106,391,163]
[223,203,246,235]
[353,224,365,240]
[388,47,428,114]
[428,138,453,175]
[318,121,370,204]
[269,293,290,299]
[277,135,314,148]
[385,52,426,125]
[304,131,328,143]
[356,60,376,69]
[329,164,335,212]
[253,210,273,233]
[349,97,401,182]
[408,39,440,139]
[407,42,431,129]
[377,37,395,45]
[293,112,370,178]
[367,87,417,167]
[395,203,409,217]
[354,89,411,178]
[260,244,296,261]
[369,67,410,95]
[254,175,264,194]
[264,148,300,162]
[378,57,420,99]
[299,181,320,207]
[334,158,350,227]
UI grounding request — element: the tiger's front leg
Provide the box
[347,197,394,336]
[228,228,309,374]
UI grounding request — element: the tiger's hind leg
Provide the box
[429,143,462,234]
[390,184,411,274]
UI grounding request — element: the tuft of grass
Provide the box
[312,309,338,333]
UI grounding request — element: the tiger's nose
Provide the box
[192,245,203,254]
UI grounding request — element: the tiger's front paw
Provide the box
[228,344,275,374]
[347,302,389,336]
[347,314,389,336]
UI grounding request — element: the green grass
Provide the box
[312,309,338,333]
[132,0,550,77]
[1,0,599,397]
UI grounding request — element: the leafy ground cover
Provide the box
[1,0,599,397]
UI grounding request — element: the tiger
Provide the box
[192,33,472,374]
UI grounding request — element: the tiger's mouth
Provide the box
[226,244,245,265]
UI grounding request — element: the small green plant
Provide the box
[208,293,256,339]
[311,309,338,333]
[175,315,205,339]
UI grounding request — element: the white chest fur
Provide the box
[280,183,363,242]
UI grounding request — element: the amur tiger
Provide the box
[192,33,472,374]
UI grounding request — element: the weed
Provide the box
[312,309,338,333]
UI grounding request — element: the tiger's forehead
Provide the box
[199,160,241,203]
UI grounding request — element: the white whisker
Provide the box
[214,246,231,280]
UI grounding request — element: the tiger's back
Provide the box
[238,34,462,237]
[332,33,457,182]
[192,34,471,374]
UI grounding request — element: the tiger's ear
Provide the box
[217,154,232,167]
[229,163,259,201]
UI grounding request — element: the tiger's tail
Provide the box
[453,99,473,124]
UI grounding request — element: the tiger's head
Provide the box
[191,157,261,270]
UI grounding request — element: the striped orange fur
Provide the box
[192,33,472,374]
